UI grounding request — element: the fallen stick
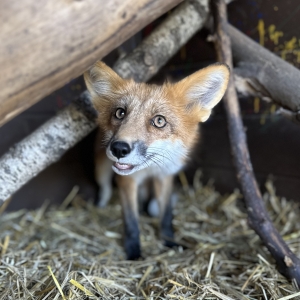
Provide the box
[0,0,210,204]
[212,0,300,285]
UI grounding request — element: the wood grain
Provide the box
[0,0,182,126]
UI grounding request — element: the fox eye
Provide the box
[115,108,125,120]
[152,115,166,128]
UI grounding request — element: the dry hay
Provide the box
[1,172,300,300]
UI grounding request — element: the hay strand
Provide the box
[47,266,66,300]
[0,177,300,299]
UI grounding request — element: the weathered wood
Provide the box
[212,0,300,285]
[0,0,183,127]
[114,0,209,81]
[0,0,210,204]
[227,24,300,119]
[0,97,97,208]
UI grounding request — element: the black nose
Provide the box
[110,141,131,159]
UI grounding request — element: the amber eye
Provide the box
[115,108,125,120]
[152,115,166,128]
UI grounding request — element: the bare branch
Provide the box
[212,0,300,285]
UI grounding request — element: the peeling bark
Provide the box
[212,0,300,285]
[114,0,210,81]
[0,100,96,204]
[0,0,210,204]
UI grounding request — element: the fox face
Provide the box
[84,61,230,177]
[84,61,230,260]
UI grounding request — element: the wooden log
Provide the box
[0,0,210,204]
[0,0,183,127]
[226,24,300,120]
[114,0,209,81]
[212,0,300,285]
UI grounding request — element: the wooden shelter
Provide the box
[1,0,300,288]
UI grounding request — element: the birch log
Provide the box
[0,0,183,127]
[114,0,209,81]
[0,0,210,205]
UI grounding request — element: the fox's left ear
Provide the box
[176,63,230,122]
[84,61,125,99]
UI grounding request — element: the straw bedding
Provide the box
[0,172,300,299]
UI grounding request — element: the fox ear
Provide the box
[176,63,230,122]
[84,61,125,99]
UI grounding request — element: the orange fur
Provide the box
[84,61,230,259]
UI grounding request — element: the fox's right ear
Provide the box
[175,63,230,122]
[84,61,125,99]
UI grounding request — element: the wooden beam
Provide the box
[227,24,300,120]
[0,0,183,126]
[0,0,210,204]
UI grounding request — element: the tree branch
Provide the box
[212,0,300,285]
[0,0,210,204]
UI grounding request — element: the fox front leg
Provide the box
[116,175,141,260]
[95,156,114,207]
[153,175,177,247]
[94,135,114,208]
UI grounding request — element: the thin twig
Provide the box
[212,0,300,285]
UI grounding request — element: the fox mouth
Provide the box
[113,162,134,171]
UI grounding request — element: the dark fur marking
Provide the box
[123,207,141,260]
[160,199,178,248]
[134,141,147,156]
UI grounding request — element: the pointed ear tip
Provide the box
[89,61,105,71]
[205,63,230,85]
[94,60,107,68]
[86,61,108,74]
[200,115,210,122]
[221,64,230,76]
[210,62,230,73]
[85,61,114,82]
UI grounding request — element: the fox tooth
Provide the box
[114,162,133,170]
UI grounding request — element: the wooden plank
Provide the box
[0,0,182,126]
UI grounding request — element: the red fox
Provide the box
[84,61,230,259]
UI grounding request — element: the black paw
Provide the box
[125,238,141,260]
[161,226,180,248]
[164,239,179,248]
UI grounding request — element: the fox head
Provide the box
[84,61,230,176]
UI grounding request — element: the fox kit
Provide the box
[84,61,230,259]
